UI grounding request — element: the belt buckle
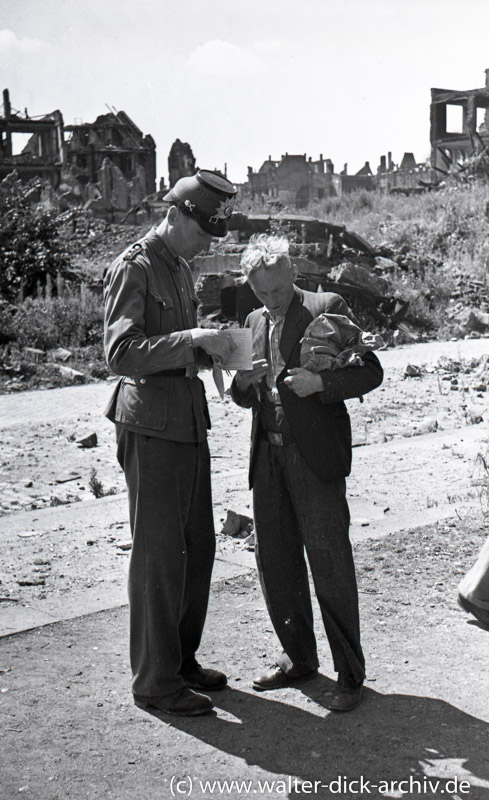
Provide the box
[268,432,283,446]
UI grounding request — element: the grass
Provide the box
[2,180,489,391]
[245,180,489,337]
[0,284,107,393]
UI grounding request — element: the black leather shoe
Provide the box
[327,675,363,712]
[182,665,227,691]
[134,687,213,716]
[252,665,318,691]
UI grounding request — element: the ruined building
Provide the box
[168,138,196,187]
[245,153,375,206]
[376,151,431,193]
[0,89,156,219]
[0,89,64,186]
[430,69,489,175]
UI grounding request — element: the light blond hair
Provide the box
[240,234,292,276]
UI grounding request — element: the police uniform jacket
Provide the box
[231,287,384,487]
[103,228,210,442]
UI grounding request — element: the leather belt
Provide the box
[123,369,187,389]
[151,368,187,377]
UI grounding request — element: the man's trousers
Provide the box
[253,439,365,685]
[116,427,216,697]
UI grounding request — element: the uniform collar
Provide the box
[145,228,181,270]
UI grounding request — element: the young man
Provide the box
[104,170,236,716]
[231,234,383,712]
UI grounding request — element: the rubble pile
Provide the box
[193,214,412,330]
[194,271,243,314]
[56,209,148,280]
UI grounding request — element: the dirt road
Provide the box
[1,338,489,799]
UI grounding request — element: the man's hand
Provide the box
[190,329,236,366]
[235,359,269,391]
[283,367,323,397]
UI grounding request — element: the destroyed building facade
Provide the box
[430,69,489,175]
[0,89,156,220]
[168,138,196,187]
[245,153,375,206]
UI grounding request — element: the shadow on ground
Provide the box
[156,674,489,799]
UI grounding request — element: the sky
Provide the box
[1,0,489,185]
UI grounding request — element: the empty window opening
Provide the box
[446,104,464,134]
[477,106,488,130]
[10,132,35,156]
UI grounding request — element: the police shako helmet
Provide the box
[163,169,237,237]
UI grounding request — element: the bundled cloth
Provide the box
[300,313,384,373]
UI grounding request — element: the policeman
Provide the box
[104,170,237,716]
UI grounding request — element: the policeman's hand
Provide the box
[235,359,269,390]
[283,367,323,397]
[190,329,236,366]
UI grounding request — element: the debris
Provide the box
[51,347,72,362]
[76,433,98,448]
[56,364,86,383]
[330,262,390,296]
[243,532,255,551]
[116,541,132,551]
[221,510,254,538]
[55,474,82,483]
[23,347,45,363]
[17,531,41,538]
[17,578,45,586]
[456,308,489,333]
[404,364,422,378]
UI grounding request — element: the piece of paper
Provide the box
[220,328,253,370]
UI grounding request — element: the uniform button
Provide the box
[140,378,147,384]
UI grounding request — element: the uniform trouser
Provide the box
[116,426,216,697]
[253,439,365,685]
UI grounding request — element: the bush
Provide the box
[9,285,104,350]
[0,173,72,300]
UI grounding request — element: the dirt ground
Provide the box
[1,339,489,799]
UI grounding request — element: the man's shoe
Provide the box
[133,687,213,716]
[252,665,318,692]
[327,675,363,712]
[182,665,227,691]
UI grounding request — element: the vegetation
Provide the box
[1,174,489,391]
[0,174,73,301]
[247,180,489,338]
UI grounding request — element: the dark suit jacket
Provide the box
[231,287,384,487]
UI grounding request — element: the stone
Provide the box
[404,364,422,378]
[23,347,45,363]
[221,510,254,538]
[76,433,98,448]
[51,347,72,362]
[329,262,390,295]
[456,308,489,333]
[57,365,86,382]
[374,256,398,272]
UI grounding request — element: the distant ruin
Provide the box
[0,89,156,220]
[244,151,430,205]
[245,153,376,207]
[168,138,196,187]
[430,69,489,176]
